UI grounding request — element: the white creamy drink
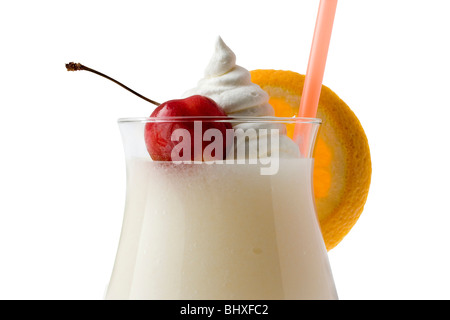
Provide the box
[106,37,337,299]
[106,158,337,299]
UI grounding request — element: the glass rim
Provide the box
[117,115,322,124]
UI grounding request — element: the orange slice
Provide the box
[250,69,371,250]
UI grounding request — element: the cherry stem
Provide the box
[65,62,161,106]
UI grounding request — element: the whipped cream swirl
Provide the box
[183,37,300,159]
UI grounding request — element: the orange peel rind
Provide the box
[250,69,371,250]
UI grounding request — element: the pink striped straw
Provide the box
[294,0,338,150]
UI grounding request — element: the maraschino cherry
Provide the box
[66,62,231,161]
[144,95,231,161]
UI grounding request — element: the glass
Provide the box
[105,116,337,300]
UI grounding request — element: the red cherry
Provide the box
[144,95,232,161]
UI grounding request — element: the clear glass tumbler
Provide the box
[105,116,337,300]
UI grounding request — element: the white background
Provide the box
[1,0,449,300]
